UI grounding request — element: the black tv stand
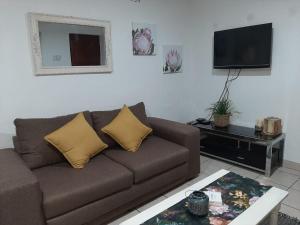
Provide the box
[189,122,285,176]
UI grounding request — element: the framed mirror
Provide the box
[29,13,112,75]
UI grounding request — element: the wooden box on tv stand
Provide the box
[263,117,282,137]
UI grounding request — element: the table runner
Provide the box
[142,172,272,225]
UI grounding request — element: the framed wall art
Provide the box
[132,23,157,56]
[163,45,183,74]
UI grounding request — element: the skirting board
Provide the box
[283,160,300,172]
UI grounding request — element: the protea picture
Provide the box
[163,45,183,74]
[132,23,157,56]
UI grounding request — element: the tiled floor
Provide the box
[109,155,300,224]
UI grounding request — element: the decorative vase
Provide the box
[214,114,230,128]
[187,191,209,217]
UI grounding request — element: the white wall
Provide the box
[40,22,72,67]
[187,0,300,163]
[0,0,193,148]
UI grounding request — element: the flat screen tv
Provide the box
[214,23,272,69]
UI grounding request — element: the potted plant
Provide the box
[208,99,238,128]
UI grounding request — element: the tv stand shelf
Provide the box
[190,123,285,176]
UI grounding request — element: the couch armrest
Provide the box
[0,149,45,225]
[148,117,200,179]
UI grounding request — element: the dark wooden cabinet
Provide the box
[189,123,285,176]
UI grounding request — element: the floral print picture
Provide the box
[132,23,157,56]
[163,45,183,74]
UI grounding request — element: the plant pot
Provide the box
[213,114,230,128]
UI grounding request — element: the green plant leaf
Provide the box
[207,99,239,116]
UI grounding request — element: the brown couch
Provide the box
[0,103,200,225]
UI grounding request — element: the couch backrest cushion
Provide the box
[14,111,92,169]
[91,102,151,147]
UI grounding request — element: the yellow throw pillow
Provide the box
[101,105,152,152]
[45,112,108,168]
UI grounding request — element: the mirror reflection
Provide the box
[38,22,106,67]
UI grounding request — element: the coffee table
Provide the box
[120,170,288,225]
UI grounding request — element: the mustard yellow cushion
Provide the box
[101,105,152,152]
[44,112,108,168]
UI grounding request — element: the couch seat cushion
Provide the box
[33,155,133,219]
[104,136,189,184]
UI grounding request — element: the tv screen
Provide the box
[214,23,272,69]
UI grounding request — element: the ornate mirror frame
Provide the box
[28,13,113,75]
